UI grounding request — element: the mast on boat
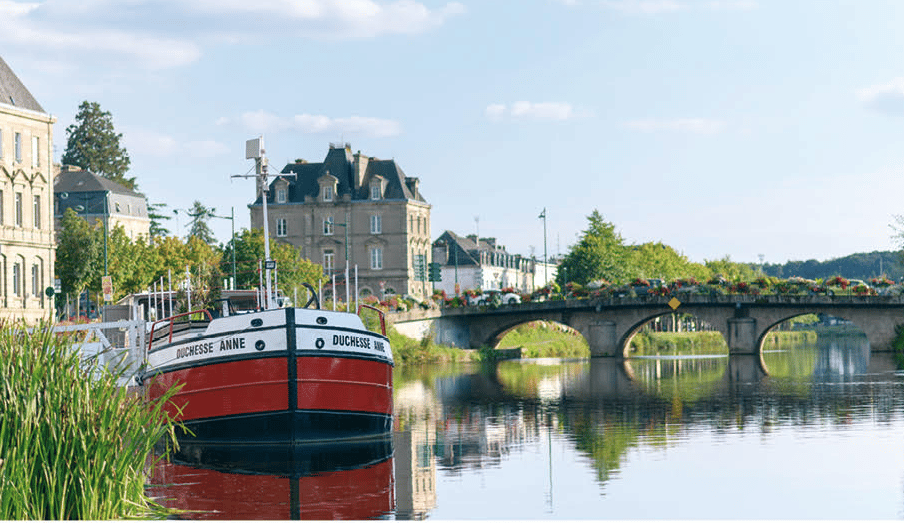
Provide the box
[236,137,276,309]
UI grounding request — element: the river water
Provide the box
[148,334,904,519]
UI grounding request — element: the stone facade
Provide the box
[53,167,150,241]
[0,57,56,322]
[249,143,432,301]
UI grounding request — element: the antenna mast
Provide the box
[236,136,274,309]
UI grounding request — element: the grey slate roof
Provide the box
[252,145,427,205]
[0,56,44,113]
[54,169,143,197]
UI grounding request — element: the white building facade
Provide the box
[0,56,56,322]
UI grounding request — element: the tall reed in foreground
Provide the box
[0,321,181,519]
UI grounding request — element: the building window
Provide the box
[14,192,22,227]
[323,250,335,273]
[12,262,20,297]
[32,195,40,229]
[0,129,4,158]
[370,214,381,234]
[322,185,333,202]
[31,136,39,168]
[323,216,333,235]
[276,218,287,237]
[370,184,380,200]
[276,188,287,203]
[31,263,39,297]
[14,133,21,163]
[370,247,383,270]
[0,190,4,224]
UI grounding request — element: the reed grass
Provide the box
[0,321,181,519]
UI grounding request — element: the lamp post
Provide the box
[211,207,236,290]
[538,208,547,287]
[334,211,350,311]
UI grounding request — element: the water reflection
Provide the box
[148,438,395,520]
[148,335,904,519]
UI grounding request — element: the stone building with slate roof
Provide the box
[250,143,432,301]
[0,56,56,322]
[54,167,150,240]
[431,231,557,296]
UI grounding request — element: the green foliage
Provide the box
[627,242,711,282]
[61,101,134,190]
[225,228,324,296]
[496,321,589,358]
[185,200,217,245]
[557,210,632,286]
[389,327,479,365]
[0,322,180,519]
[763,250,903,281]
[56,208,102,297]
[147,202,172,238]
[704,255,758,282]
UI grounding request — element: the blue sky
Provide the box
[5,0,904,266]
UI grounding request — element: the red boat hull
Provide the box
[144,308,393,444]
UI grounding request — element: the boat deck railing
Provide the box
[148,310,213,351]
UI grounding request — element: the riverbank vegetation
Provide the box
[0,323,180,519]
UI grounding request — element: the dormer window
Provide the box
[323,185,333,202]
[370,184,380,200]
[276,188,287,203]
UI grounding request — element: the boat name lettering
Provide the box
[176,342,214,359]
[374,340,385,352]
[333,334,371,349]
[219,337,246,351]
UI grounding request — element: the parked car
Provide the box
[468,290,521,306]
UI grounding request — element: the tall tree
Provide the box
[56,208,103,301]
[147,202,172,238]
[61,101,134,190]
[185,200,217,245]
[557,210,631,286]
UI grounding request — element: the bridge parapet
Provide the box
[387,294,904,357]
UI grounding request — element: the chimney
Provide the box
[353,151,369,189]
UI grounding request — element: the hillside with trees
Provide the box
[760,251,903,282]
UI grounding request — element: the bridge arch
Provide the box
[619,311,727,359]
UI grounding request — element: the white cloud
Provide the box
[624,117,725,133]
[122,128,229,159]
[857,78,904,116]
[221,110,402,138]
[485,102,578,121]
[598,0,684,14]
[0,0,464,72]
[579,0,757,13]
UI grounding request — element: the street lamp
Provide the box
[333,211,351,311]
[538,208,547,287]
[211,207,236,290]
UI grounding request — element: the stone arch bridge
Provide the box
[389,294,904,357]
